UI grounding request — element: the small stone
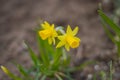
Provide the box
[87,74,93,80]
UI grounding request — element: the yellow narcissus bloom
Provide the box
[56,25,80,51]
[39,21,58,45]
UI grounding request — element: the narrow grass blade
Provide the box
[55,74,63,80]
[100,16,116,44]
[57,72,74,80]
[109,61,113,80]
[116,41,120,57]
[51,48,62,69]
[61,49,70,67]
[98,10,120,37]
[93,74,96,80]
[17,64,28,77]
[25,41,39,66]
[35,72,41,80]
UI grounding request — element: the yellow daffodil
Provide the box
[39,21,58,45]
[56,25,80,51]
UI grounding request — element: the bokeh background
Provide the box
[1,0,119,80]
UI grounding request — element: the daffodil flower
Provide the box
[56,25,80,51]
[39,21,58,45]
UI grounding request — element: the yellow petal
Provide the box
[48,38,52,45]
[44,21,50,27]
[41,23,45,29]
[65,44,70,51]
[66,25,72,35]
[73,26,79,36]
[58,36,65,40]
[52,37,55,45]
[41,21,51,29]
[53,32,58,37]
[56,41,65,48]
[74,37,81,42]
[53,29,58,37]
[51,24,55,28]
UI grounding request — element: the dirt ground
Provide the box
[0,0,119,80]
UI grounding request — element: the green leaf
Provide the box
[25,41,39,66]
[36,32,50,66]
[98,10,120,37]
[35,72,41,80]
[100,16,116,44]
[17,64,28,77]
[8,74,22,80]
[109,61,113,80]
[116,41,120,57]
[61,49,70,67]
[51,48,62,70]
[66,60,96,72]
[100,71,106,80]
[98,10,120,57]
[93,74,97,80]
[56,72,73,80]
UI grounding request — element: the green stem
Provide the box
[109,61,113,80]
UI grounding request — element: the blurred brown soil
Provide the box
[0,0,119,80]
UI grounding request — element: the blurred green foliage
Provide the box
[98,9,120,57]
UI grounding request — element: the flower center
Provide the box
[39,29,52,40]
[66,36,79,48]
